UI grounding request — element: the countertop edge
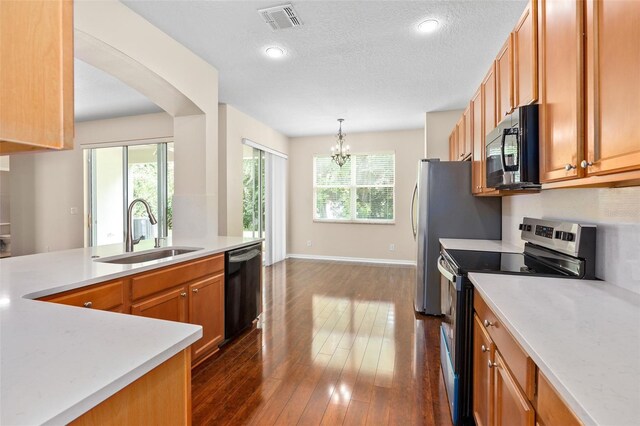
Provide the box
[44,327,203,425]
[469,274,597,426]
[22,240,262,301]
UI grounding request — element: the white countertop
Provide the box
[470,273,640,426]
[0,235,261,425]
[439,238,522,253]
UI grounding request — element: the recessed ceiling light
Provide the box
[265,46,285,59]
[418,19,440,34]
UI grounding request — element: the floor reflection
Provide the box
[191,259,451,426]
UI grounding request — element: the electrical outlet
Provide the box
[389,244,395,251]
[307,240,312,247]
[70,207,78,215]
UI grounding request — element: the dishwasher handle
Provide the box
[228,247,261,263]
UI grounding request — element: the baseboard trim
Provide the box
[286,253,416,266]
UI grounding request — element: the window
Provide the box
[313,152,395,223]
[86,143,174,246]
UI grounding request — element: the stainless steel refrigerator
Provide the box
[411,159,501,315]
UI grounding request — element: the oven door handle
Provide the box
[437,255,456,283]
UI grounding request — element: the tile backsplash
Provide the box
[502,186,640,294]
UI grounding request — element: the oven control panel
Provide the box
[518,217,595,258]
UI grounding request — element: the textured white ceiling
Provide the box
[75,58,163,122]
[77,0,527,136]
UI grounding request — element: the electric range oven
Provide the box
[437,217,596,425]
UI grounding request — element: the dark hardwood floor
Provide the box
[191,259,453,426]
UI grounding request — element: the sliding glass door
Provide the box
[243,145,266,241]
[87,143,174,247]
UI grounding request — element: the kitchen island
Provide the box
[0,236,261,425]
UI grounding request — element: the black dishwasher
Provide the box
[224,243,262,343]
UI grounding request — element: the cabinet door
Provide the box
[493,351,534,426]
[585,0,640,176]
[538,0,584,182]
[449,130,457,161]
[189,273,224,361]
[0,0,74,153]
[131,287,188,323]
[483,63,497,138]
[471,89,485,194]
[473,315,493,426]
[456,116,465,161]
[496,37,514,120]
[464,105,472,159]
[513,0,538,107]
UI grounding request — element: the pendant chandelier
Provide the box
[331,118,351,167]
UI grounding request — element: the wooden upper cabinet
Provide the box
[471,88,485,194]
[463,105,472,160]
[584,0,640,176]
[0,0,74,154]
[538,0,584,182]
[456,116,465,161]
[449,130,457,161]
[189,273,224,362]
[496,37,514,120]
[482,63,497,138]
[513,0,538,107]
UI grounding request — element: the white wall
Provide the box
[218,104,289,236]
[424,109,464,160]
[75,0,220,238]
[503,187,640,294]
[288,128,423,263]
[9,113,173,255]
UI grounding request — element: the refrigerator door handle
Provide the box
[410,182,418,240]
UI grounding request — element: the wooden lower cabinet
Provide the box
[131,286,188,323]
[70,349,191,426]
[189,273,224,362]
[493,351,535,426]
[473,315,493,426]
[473,291,581,426]
[40,253,227,367]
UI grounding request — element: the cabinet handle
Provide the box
[488,360,498,368]
[481,344,489,353]
[83,301,92,308]
[483,319,494,328]
[180,292,187,297]
[564,163,577,171]
[192,288,199,294]
[580,160,593,169]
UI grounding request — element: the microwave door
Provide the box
[501,127,520,172]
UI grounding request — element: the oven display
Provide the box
[535,225,554,239]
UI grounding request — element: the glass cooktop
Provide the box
[444,249,572,277]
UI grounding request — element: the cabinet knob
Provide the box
[483,319,494,328]
[481,344,489,353]
[180,292,187,297]
[83,301,92,308]
[192,288,199,294]
[580,160,593,169]
[564,163,577,171]
[488,360,498,368]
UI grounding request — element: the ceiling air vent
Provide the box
[258,4,303,31]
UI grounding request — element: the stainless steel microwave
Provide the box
[485,104,540,189]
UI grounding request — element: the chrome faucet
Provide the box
[125,198,158,252]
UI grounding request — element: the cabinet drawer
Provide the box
[536,371,582,426]
[131,254,224,301]
[43,280,125,311]
[474,289,535,399]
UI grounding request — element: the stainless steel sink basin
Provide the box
[94,247,203,265]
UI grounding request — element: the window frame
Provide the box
[85,141,173,247]
[312,151,396,224]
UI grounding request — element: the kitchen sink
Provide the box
[94,247,203,265]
